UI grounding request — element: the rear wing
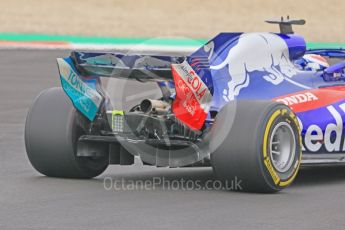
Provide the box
[57,51,195,121]
[71,51,185,82]
[57,50,213,130]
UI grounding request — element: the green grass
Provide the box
[0,33,344,49]
[0,33,206,46]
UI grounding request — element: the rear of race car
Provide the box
[24,31,303,192]
[25,51,215,174]
[63,52,214,167]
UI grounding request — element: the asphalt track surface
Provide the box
[1,50,345,230]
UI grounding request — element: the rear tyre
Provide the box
[25,87,108,178]
[211,101,301,193]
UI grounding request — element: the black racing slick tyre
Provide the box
[25,87,108,178]
[211,101,302,193]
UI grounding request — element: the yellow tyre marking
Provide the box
[264,157,280,185]
[262,109,302,187]
[263,110,281,158]
[279,111,302,187]
[279,156,301,187]
[281,109,288,115]
[289,112,296,120]
[262,110,281,185]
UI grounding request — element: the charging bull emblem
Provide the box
[205,33,309,102]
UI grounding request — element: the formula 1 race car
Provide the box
[25,18,345,192]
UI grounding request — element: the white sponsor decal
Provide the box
[172,60,212,113]
[298,102,345,152]
[57,58,102,109]
[276,92,318,106]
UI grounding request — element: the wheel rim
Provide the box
[269,122,296,173]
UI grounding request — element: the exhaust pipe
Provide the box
[140,99,170,114]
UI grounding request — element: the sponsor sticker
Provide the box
[58,58,102,120]
[298,102,345,153]
[276,92,318,106]
[171,60,212,130]
[274,86,345,113]
[275,87,345,153]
